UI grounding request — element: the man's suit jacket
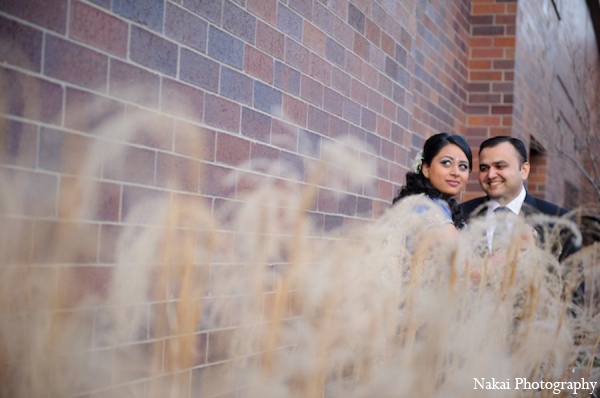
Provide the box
[460,192,576,261]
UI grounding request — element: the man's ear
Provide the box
[521,161,531,180]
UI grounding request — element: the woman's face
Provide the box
[421,143,470,196]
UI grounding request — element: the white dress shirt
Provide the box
[485,186,526,252]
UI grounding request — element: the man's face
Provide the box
[478,142,530,205]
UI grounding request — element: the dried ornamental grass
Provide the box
[0,88,599,397]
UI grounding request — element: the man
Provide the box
[461,136,577,260]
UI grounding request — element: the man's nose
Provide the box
[487,168,497,179]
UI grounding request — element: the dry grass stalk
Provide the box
[0,83,599,397]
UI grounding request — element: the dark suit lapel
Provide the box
[465,197,490,220]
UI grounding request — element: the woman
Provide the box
[380,132,472,286]
[392,132,472,233]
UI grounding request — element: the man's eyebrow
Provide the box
[479,160,507,168]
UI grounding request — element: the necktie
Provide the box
[494,206,508,214]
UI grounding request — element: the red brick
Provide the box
[0,15,42,72]
[103,143,156,185]
[300,75,324,107]
[58,177,120,222]
[2,120,38,167]
[381,31,395,58]
[1,68,63,125]
[382,98,396,120]
[39,128,96,175]
[33,220,99,264]
[156,152,200,192]
[0,0,67,34]
[377,179,393,202]
[58,265,111,306]
[271,119,298,152]
[362,62,378,88]
[469,59,492,69]
[496,14,516,25]
[472,4,507,15]
[377,116,392,140]
[365,18,381,46]
[174,121,215,161]
[491,105,513,114]
[493,59,515,70]
[161,78,204,122]
[247,0,277,24]
[468,115,501,126]
[333,17,354,49]
[309,54,332,85]
[354,32,369,61]
[6,169,57,218]
[494,37,516,47]
[204,94,241,133]
[464,105,491,114]
[121,185,170,222]
[469,36,493,47]
[165,2,207,52]
[109,59,160,109]
[303,21,326,56]
[241,107,272,143]
[65,88,125,133]
[470,71,503,81]
[70,1,127,57]
[130,26,177,77]
[470,93,501,103]
[216,133,250,166]
[244,46,274,85]
[351,79,369,106]
[307,105,329,136]
[99,224,122,263]
[328,115,349,139]
[471,48,505,58]
[285,36,310,74]
[331,67,351,97]
[346,51,364,80]
[323,87,343,117]
[123,105,174,151]
[256,21,284,59]
[491,82,514,93]
[202,163,235,198]
[491,127,512,135]
[45,35,108,91]
[318,187,338,213]
[501,116,513,126]
[250,142,280,167]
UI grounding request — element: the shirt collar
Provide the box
[486,186,526,216]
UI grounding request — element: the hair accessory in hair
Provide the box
[412,150,424,174]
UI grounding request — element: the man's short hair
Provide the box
[479,136,528,165]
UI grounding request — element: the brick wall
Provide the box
[512,0,599,207]
[463,0,518,200]
[0,0,598,395]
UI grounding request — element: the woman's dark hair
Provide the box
[392,132,473,228]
